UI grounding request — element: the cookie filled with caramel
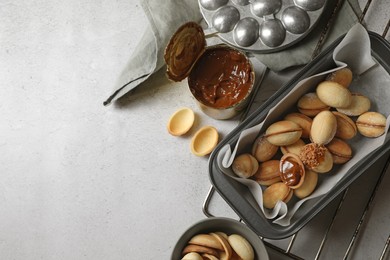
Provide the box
[279,153,305,189]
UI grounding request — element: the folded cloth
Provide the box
[103,0,202,106]
[104,0,360,105]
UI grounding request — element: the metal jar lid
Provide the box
[164,22,207,82]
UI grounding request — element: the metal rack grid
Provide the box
[203,158,390,259]
[202,1,390,259]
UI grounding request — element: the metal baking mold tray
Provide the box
[199,0,327,52]
[208,32,390,239]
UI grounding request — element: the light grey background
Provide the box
[1,1,389,259]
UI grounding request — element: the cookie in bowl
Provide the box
[171,218,269,260]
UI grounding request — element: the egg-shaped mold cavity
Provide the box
[233,17,260,47]
[281,6,310,34]
[231,0,250,6]
[294,0,326,11]
[259,19,286,47]
[212,6,240,33]
[251,0,282,17]
[200,0,229,11]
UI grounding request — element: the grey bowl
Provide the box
[171,217,269,259]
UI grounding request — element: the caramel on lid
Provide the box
[164,22,206,82]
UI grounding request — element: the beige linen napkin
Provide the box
[104,0,360,105]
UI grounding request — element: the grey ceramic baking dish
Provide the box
[208,31,390,239]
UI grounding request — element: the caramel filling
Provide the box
[280,159,302,186]
[188,47,253,109]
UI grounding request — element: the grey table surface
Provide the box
[1,1,389,259]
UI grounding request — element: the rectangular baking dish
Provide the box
[208,31,390,240]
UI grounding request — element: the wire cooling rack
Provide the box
[202,1,390,259]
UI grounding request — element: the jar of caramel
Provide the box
[164,22,255,120]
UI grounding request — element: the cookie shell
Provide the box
[210,233,232,260]
[281,139,306,156]
[326,67,353,88]
[265,120,302,146]
[252,160,281,186]
[167,107,195,136]
[310,111,337,145]
[336,93,371,116]
[326,138,352,164]
[228,234,255,260]
[315,149,333,173]
[297,92,330,117]
[232,154,259,178]
[284,113,313,138]
[356,111,387,137]
[188,234,224,250]
[191,126,219,156]
[202,254,219,260]
[332,111,357,140]
[316,81,352,108]
[182,245,219,257]
[263,182,293,209]
[251,135,278,162]
[181,252,203,260]
[293,170,318,199]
